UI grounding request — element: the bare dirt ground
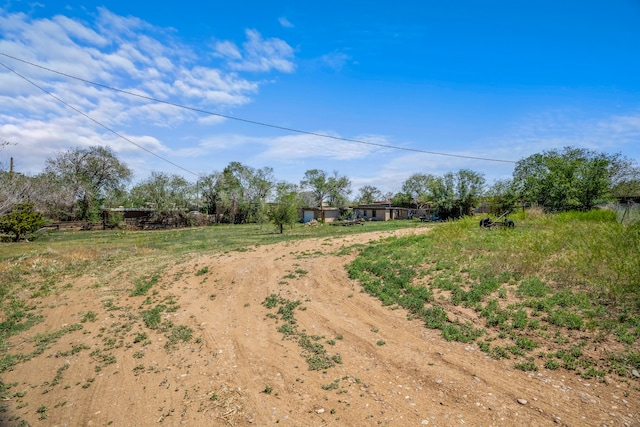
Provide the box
[2,228,639,427]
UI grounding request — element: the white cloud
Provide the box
[0,7,297,175]
[319,52,351,71]
[257,132,380,161]
[278,17,294,28]
[214,40,242,60]
[215,29,295,73]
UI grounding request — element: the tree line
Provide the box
[1,144,639,240]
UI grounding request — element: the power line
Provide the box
[0,52,517,164]
[0,59,200,177]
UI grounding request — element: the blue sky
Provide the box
[1,1,639,194]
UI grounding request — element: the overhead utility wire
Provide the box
[0,60,200,177]
[0,52,517,164]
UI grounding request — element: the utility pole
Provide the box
[9,157,14,181]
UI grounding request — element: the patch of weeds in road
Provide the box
[1,323,85,374]
[263,294,341,372]
[544,358,561,370]
[164,325,193,351]
[54,344,90,358]
[155,295,180,313]
[49,364,69,387]
[295,250,325,259]
[102,298,122,311]
[132,364,145,375]
[514,358,539,372]
[321,378,341,391]
[299,333,337,371]
[282,268,308,281]
[81,378,95,389]
[133,332,148,344]
[130,273,160,297]
[89,349,116,370]
[36,405,48,420]
[80,310,97,323]
[195,266,209,276]
[141,304,167,329]
[0,299,44,352]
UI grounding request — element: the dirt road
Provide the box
[2,228,638,426]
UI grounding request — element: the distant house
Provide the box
[300,206,342,223]
[353,202,409,221]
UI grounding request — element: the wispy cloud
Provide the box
[256,132,382,161]
[278,17,294,28]
[215,29,295,73]
[319,52,351,71]
[495,110,640,157]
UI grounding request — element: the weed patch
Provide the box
[347,213,640,379]
[263,294,341,372]
[130,274,160,297]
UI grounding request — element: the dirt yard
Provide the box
[2,228,639,426]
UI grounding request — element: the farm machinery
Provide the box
[479,211,515,228]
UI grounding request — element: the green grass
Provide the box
[130,274,160,297]
[347,210,640,380]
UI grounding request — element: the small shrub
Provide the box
[81,311,97,323]
[515,336,539,351]
[0,202,45,242]
[517,277,551,298]
[321,379,340,391]
[130,274,160,297]
[548,308,584,330]
[514,360,538,372]
[544,359,560,370]
[195,267,209,276]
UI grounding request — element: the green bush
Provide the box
[0,202,45,242]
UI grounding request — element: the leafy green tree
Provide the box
[326,171,352,208]
[608,154,640,198]
[356,185,383,205]
[399,170,484,218]
[199,172,221,215]
[401,173,437,210]
[129,172,195,212]
[391,191,412,208]
[266,182,301,233]
[453,169,485,216]
[512,147,624,212]
[300,169,351,221]
[0,202,45,242]
[486,179,518,214]
[199,163,275,224]
[429,174,454,218]
[44,146,132,220]
[244,165,275,225]
[301,169,329,211]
